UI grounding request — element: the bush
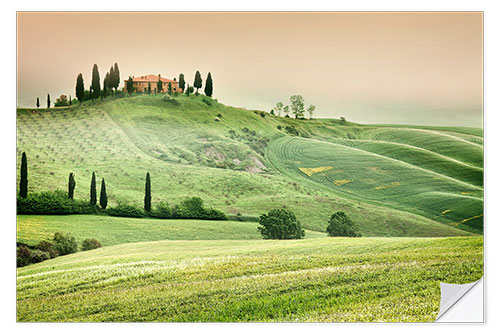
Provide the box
[151,201,172,219]
[17,191,97,215]
[17,246,32,267]
[340,117,346,124]
[258,208,305,239]
[172,197,227,220]
[277,125,282,130]
[30,249,51,263]
[107,203,145,218]
[285,126,299,136]
[35,240,59,258]
[81,238,102,251]
[326,212,361,237]
[53,232,78,255]
[162,94,180,105]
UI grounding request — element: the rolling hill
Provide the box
[16,94,483,235]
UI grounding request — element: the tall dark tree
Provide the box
[126,76,134,95]
[168,82,173,95]
[99,178,107,209]
[75,73,85,103]
[90,172,97,205]
[108,66,115,96]
[157,79,163,94]
[112,62,120,93]
[36,98,40,108]
[193,70,202,93]
[144,172,151,212]
[186,84,190,96]
[47,94,51,108]
[91,64,101,100]
[204,72,213,97]
[19,152,28,198]
[148,82,151,94]
[69,95,72,106]
[103,71,111,98]
[178,73,185,92]
[68,173,76,200]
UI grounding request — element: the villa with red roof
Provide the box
[123,74,182,94]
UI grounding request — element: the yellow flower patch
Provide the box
[333,179,351,186]
[441,209,451,215]
[298,166,333,177]
[375,182,401,190]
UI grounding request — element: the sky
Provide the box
[17,12,483,127]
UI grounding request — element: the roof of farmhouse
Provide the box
[128,74,177,83]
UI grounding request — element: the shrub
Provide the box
[217,113,223,118]
[107,203,145,218]
[258,208,305,239]
[53,232,78,255]
[172,197,227,220]
[17,246,32,267]
[30,249,51,263]
[81,238,102,251]
[151,201,172,219]
[162,94,180,105]
[202,97,212,106]
[35,240,59,258]
[17,191,97,215]
[285,126,299,136]
[277,125,282,130]
[340,117,346,124]
[326,211,361,237]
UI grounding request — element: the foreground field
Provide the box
[17,236,483,322]
[16,215,325,246]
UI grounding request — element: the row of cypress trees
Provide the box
[19,152,152,212]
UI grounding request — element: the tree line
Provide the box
[271,96,316,120]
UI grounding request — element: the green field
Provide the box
[17,236,483,322]
[16,94,483,235]
[16,215,326,247]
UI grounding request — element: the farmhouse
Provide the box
[124,74,182,93]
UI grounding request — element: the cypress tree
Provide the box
[186,84,190,96]
[179,73,185,91]
[68,173,76,200]
[36,98,40,108]
[109,66,115,96]
[69,95,72,106]
[47,94,51,108]
[126,76,134,95]
[76,73,85,103]
[144,172,151,212]
[19,152,28,198]
[168,82,173,95]
[90,172,97,205]
[204,72,213,97]
[91,64,101,100]
[100,178,107,209]
[157,79,163,94]
[148,82,151,94]
[112,62,120,93]
[193,70,202,93]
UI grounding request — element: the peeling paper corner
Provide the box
[435,277,484,322]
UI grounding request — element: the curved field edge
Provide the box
[17,236,483,322]
[16,214,326,247]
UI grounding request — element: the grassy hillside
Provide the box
[16,94,483,235]
[17,236,483,322]
[17,215,325,247]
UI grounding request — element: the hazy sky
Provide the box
[17,12,483,127]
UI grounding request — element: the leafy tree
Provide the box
[68,172,76,200]
[307,105,316,120]
[144,172,151,212]
[204,72,213,97]
[168,82,173,95]
[91,64,101,100]
[76,73,85,102]
[290,95,305,119]
[47,94,51,108]
[90,172,97,205]
[258,208,304,239]
[100,178,107,209]
[53,232,78,255]
[193,70,202,93]
[126,76,134,95]
[283,105,290,117]
[274,102,284,117]
[178,73,185,91]
[157,79,163,94]
[36,98,40,108]
[112,62,120,93]
[326,211,361,237]
[54,95,69,107]
[148,82,151,94]
[19,152,28,198]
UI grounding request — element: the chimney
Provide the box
[158,74,161,79]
